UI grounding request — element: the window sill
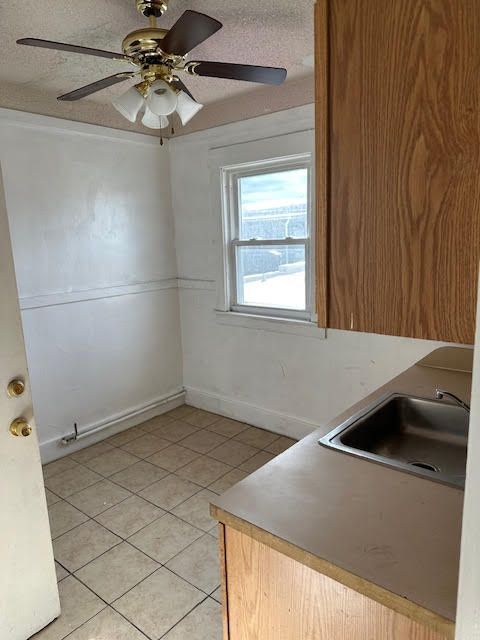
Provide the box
[215,310,326,339]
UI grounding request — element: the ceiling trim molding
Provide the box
[0,106,163,147]
[175,74,314,138]
[169,103,314,149]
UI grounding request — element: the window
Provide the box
[222,155,314,321]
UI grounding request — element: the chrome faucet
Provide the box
[435,388,470,414]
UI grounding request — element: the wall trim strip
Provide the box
[19,278,179,310]
[19,278,216,310]
[177,278,216,291]
[185,385,318,441]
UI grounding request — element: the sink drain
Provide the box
[409,461,440,473]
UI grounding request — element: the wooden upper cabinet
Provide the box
[316,0,480,343]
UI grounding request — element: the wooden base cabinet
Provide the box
[220,525,449,640]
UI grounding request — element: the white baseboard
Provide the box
[184,386,318,441]
[40,388,185,464]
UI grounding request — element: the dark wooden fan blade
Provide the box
[161,10,222,56]
[57,73,134,101]
[171,77,196,102]
[189,61,287,85]
[17,38,128,60]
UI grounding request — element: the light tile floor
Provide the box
[35,405,296,640]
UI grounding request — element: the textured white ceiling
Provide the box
[0,0,315,135]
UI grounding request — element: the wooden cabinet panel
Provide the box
[224,526,448,640]
[218,524,230,640]
[320,0,480,342]
[315,0,329,328]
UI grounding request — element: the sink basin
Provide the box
[319,394,469,488]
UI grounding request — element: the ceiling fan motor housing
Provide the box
[121,27,185,84]
[136,0,169,18]
[122,28,168,59]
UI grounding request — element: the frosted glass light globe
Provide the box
[147,80,178,116]
[176,91,204,125]
[142,106,169,129]
[112,86,144,122]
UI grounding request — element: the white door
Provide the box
[0,165,60,638]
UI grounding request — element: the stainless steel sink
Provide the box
[319,394,469,488]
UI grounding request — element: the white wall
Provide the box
[0,102,458,462]
[170,105,451,439]
[455,272,480,640]
[0,109,183,461]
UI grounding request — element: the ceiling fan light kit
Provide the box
[148,79,178,116]
[17,0,287,131]
[142,107,169,129]
[112,84,146,122]
[176,90,204,126]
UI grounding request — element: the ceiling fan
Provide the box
[17,0,288,131]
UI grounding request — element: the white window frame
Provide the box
[221,153,315,322]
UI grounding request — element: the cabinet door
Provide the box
[322,0,480,342]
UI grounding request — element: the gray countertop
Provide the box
[211,347,472,632]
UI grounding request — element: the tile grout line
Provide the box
[49,419,266,516]
[43,408,296,638]
[65,543,219,637]
[49,449,285,574]
[55,602,109,640]
[72,548,160,602]
[158,537,221,595]
[49,425,292,571]
[58,570,153,640]
[53,493,222,612]
[45,410,290,481]
[50,486,219,613]
[51,478,210,574]
[56,567,219,640]
[155,591,215,640]
[61,604,149,640]
[51,506,214,598]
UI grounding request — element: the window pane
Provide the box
[238,168,308,240]
[236,244,306,310]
